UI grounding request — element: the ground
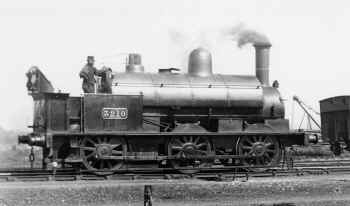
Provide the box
[1,174,350,205]
[1,144,350,205]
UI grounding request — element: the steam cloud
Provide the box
[166,24,270,71]
[167,28,218,69]
[224,24,270,47]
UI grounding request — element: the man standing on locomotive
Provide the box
[79,56,106,93]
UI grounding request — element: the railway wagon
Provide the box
[320,96,350,155]
[19,43,306,173]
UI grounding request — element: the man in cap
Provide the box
[79,56,106,93]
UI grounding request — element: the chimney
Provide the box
[126,53,144,73]
[254,43,271,86]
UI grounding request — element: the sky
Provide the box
[0,0,349,131]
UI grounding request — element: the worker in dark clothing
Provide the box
[79,56,105,93]
[99,66,113,93]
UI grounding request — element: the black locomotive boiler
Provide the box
[19,43,306,173]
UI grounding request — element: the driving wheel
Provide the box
[236,135,281,172]
[168,136,213,174]
[79,136,127,174]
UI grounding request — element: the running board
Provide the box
[64,154,259,162]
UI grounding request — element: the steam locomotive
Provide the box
[19,43,306,173]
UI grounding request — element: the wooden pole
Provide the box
[144,185,152,206]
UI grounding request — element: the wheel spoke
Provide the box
[245,138,253,145]
[175,139,184,146]
[265,143,273,147]
[86,138,96,146]
[196,143,207,148]
[177,151,184,158]
[193,137,200,144]
[85,151,96,159]
[171,146,183,151]
[80,146,95,151]
[110,144,121,149]
[197,137,205,144]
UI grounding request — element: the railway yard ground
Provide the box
[2,144,350,205]
[1,174,350,205]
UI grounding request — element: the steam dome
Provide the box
[188,48,212,77]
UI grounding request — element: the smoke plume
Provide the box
[167,28,219,70]
[224,23,270,47]
[166,24,270,72]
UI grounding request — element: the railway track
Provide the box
[2,158,350,182]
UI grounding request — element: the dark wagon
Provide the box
[320,96,350,155]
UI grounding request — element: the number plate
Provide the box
[102,108,128,120]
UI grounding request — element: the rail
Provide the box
[2,159,350,182]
